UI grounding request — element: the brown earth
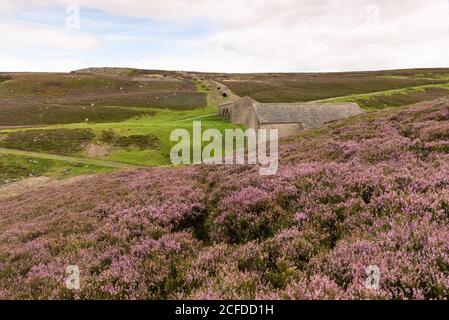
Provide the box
[0,175,93,200]
[84,143,113,158]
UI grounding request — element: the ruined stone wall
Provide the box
[246,106,260,131]
[218,97,258,125]
[220,98,363,138]
[219,104,232,120]
[230,97,258,125]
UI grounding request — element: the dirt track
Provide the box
[0,175,94,200]
[0,147,144,169]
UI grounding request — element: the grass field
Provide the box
[0,107,238,166]
[0,129,96,155]
[0,104,156,126]
[1,69,449,299]
[2,68,449,185]
[0,153,113,186]
[0,72,196,102]
[0,71,240,172]
[17,103,241,166]
[207,68,449,104]
[0,72,206,126]
[2,97,449,299]
[318,83,449,110]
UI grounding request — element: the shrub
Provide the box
[1,99,449,299]
[115,135,161,150]
[99,131,161,150]
[0,129,95,155]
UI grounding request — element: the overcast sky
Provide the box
[1,0,449,72]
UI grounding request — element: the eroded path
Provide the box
[0,175,95,200]
[0,147,144,169]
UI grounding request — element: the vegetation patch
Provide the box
[351,87,449,110]
[211,69,449,103]
[0,156,50,185]
[84,144,113,158]
[0,73,200,108]
[100,130,160,150]
[0,129,95,155]
[0,105,155,126]
[0,154,112,185]
[87,92,207,110]
[115,135,160,150]
[0,73,190,99]
[0,75,11,83]
[2,95,449,299]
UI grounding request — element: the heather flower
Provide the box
[1,99,449,299]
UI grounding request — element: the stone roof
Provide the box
[253,102,364,128]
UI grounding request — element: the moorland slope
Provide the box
[1,97,448,299]
[2,68,449,185]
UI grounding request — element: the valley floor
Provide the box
[2,69,449,188]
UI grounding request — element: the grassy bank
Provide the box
[0,153,113,186]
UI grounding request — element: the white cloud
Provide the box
[6,0,447,27]
[0,55,90,72]
[129,0,449,72]
[0,23,100,50]
[1,0,449,71]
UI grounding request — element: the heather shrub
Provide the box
[99,130,161,150]
[1,99,449,299]
[115,134,161,150]
[281,275,346,300]
[210,187,277,243]
[0,129,95,155]
[314,216,449,299]
[100,129,115,143]
[421,122,449,142]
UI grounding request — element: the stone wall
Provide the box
[259,123,304,138]
[229,97,258,125]
[246,106,260,131]
[219,104,232,120]
[219,97,364,138]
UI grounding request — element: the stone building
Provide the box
[219,97,364,137]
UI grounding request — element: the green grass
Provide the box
[0,154,113,186]
[82,106,240,166]
[383,71,449,81]
[3,68,449,174]
[0,91,241,166]
[320,83,449,111]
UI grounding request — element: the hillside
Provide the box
[207,68,449,109]
[2,69,449,178]
[0,70,238,184]
[0,97,448,299]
